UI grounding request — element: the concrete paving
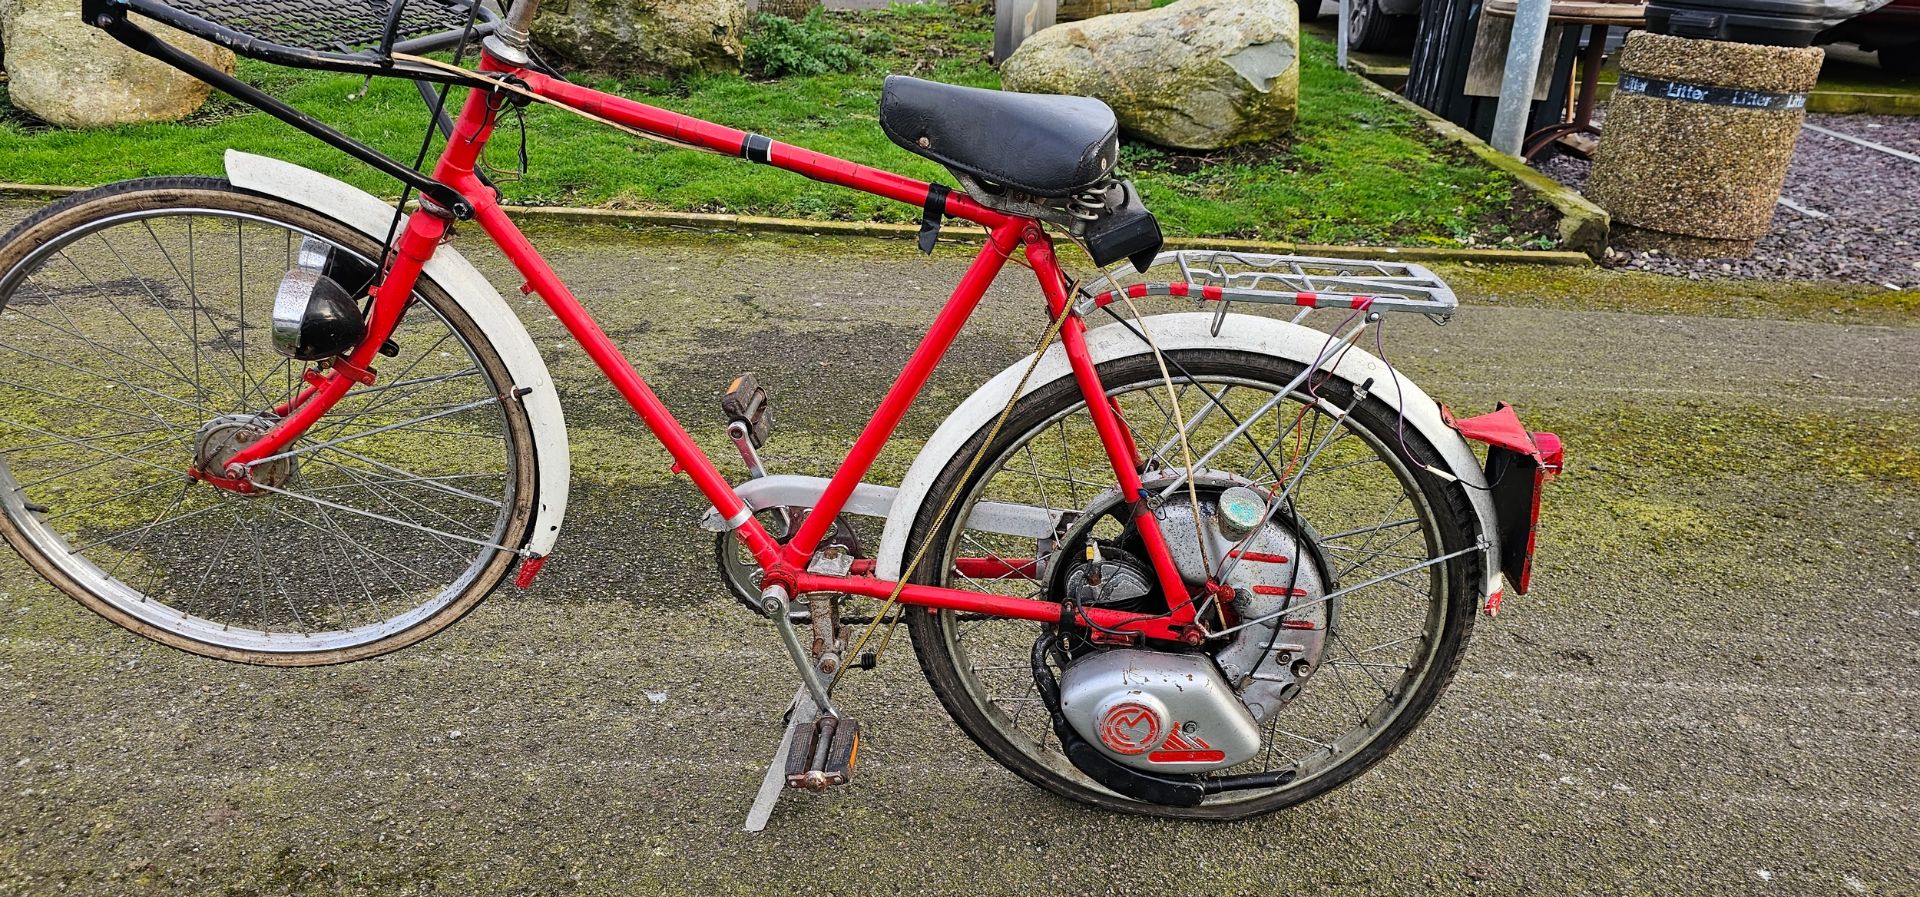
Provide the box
[1,205,1916,896]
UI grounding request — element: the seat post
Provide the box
[483,0,538,65]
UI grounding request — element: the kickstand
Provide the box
[743,685,817,832]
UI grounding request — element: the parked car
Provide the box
[1819,0,1920,73]
[1344,0,1421,52]
[1342,0,1920,65]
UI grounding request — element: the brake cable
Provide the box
[828,268,1081,692]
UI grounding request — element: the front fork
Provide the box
[195,208,447,489]
[203,75,512,488]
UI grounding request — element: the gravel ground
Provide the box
[1,205,1917,896]
[1536,112,1920,288]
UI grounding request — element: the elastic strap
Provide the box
[918,183,950,255]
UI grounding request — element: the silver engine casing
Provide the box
[1055,478,1334,774]
[1159,479,1333,722]
[1058,649,1262,773]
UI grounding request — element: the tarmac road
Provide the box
[1,207,1916,896]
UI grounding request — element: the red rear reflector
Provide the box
[514,555,549,589]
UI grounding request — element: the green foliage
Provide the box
[0,13,1553,247]
[1118,35,1545,246]
[745,10,872,79]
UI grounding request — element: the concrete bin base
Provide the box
[1608,224,1761,257]
[1586,31,1822,258]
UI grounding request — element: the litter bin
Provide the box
[1584,30,1821,256]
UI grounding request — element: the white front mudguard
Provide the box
[223,150,571,558]
[874,312,1504,603]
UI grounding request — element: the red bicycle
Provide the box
[0,0,1562,822]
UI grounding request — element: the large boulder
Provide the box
[1,0,235,128]
[534,0,747,73]
[1000,0,1299,151]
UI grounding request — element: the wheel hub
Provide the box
[193,413,297,491]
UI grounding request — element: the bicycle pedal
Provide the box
[783,714,860,791]
[721,372,773,448]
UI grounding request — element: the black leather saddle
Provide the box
[880,75,1119,199]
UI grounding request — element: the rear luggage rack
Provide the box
[1079,250,1460,332]
[84,0,496,80]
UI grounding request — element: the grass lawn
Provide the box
[0,6,1554,248]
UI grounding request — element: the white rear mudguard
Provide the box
[874,312,1504,603]
[223,150,570,558]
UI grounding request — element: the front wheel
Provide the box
[905,346,1483,819]
[0,178,538,665]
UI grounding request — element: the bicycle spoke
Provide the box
[251,481,514,554]
[9,431,185,491]
[306,455,483,560]
[241,510,303,633]
[60,248,201,396]
[0,337,210,420]
[0,374,189,433]
[86,481,198,567]
[248,394,502,467]
[0,416,193,483]
[264,501,438,593]
[95,231,227,406]
[39,475,185,522]
[1,423,176,456]
[309,442,503,507]
[0,297,205,398]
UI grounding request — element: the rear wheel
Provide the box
[905,347,1482,819]
[0,178,537,665]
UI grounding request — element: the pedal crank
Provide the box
[722,372,773,477]
[742,576,865,831]
[763,583,837,717]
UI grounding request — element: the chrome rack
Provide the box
[1078,249,1460,333]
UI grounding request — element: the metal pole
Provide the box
[1337,0,1350,69]
[1490,0,1552,155]
[995,0,1057,64]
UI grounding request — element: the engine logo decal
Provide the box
[1148,728,1227,764]
[1099,702,1163,755]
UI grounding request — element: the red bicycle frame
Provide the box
[216,51,1206,644]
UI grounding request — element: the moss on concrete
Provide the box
[1435,261,1920,326]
